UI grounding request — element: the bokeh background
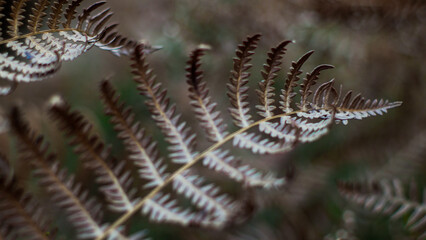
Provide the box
[0,0,425,239]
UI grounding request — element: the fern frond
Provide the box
[233,132,294,154]
[143,194,194,226]
[132,46,237,225]
[11,108,150,239]
[298,64,335,111]
[260,110,335,143]
[227,33,261,128]
[48,0,68,30]
[100,80,223,227]
[339,179,426,237]
[256,40,292,118]
[334,91,402,124]
[95,38,400,239]
[49,101,136,213]
[1,33,401,239]
[185,46,282,188]
[28,0,49,33]
[227,35,299,155]
[9,108,132,239]
[203,149,285,189]
[280,50,314,113]
[173,170,235,227]
[0,0,141,95]
[63,0,83,28]
[186,45,228,143]
[100,80,166,189]
[7,0,28,37]
[132,45,197,164]
[0,155,50,240]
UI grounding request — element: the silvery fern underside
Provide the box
[0,0,140,95]
[1,34,401,239]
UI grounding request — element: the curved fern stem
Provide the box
[95,110,301,240]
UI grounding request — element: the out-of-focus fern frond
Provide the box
[0,153,51,240]
[339,179,426,239]
[0,0,141,95]
[9,108,140,239]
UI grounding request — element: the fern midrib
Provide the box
[0,28,93,46]
[96,110,301,240]
[1,190,49,240]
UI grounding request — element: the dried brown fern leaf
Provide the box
[49,101,138,213]
[186,44,228,143]
[132,45,237,227]
[339,179,426,239]
[28,0,49,33]
[227,34,298,155]
[186,45,285,188]
[100,80,217,227]
[50,99,210,228]
[298,64,335,111]
[1,33,402,239]
[95,36,400,239]
[0,154,51,240]
[334,91,404,125]
[280,50,314,113]
[256,40,292,118]
[0,0,142,95]
[227,33,261,128]
[100,80,167,189]
[8,108,143,239]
